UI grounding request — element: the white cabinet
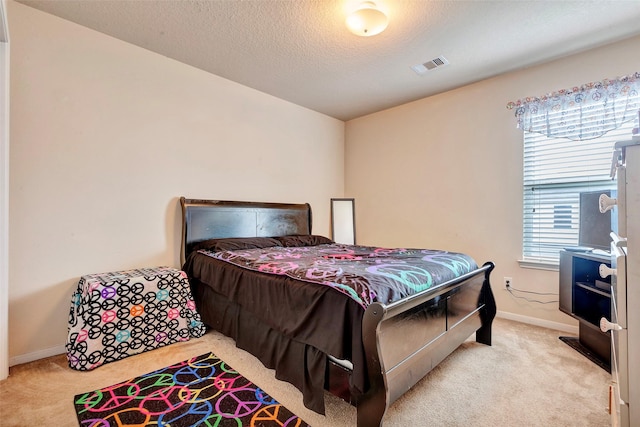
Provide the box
[603,139,640,426]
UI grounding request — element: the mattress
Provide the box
[183,236,478,413]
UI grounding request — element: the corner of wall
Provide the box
[0,0,9,380]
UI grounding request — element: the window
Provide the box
[522,104,639,265]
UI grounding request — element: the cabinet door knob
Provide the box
[599,264,616,278]
[600,317,622,333]
[599,194,617,213]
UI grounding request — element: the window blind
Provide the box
[522,97,639,264]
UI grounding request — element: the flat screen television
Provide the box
[579,190,617,252]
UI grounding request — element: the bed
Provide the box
[180,197,496,427]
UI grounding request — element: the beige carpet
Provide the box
[0,318,611,426]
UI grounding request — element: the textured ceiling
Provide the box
[16,0,640,121]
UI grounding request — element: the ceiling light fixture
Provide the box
[346,1,388,37]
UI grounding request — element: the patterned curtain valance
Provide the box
[507,72,640,141]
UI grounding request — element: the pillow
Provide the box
[190,237,283,253]
[275,234,334,247]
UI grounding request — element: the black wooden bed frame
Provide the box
[180,197,496,426]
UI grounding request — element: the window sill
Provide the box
[518,259,559,271]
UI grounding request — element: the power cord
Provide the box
[505,283,559,304]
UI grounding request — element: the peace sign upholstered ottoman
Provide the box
[66,267,205,370]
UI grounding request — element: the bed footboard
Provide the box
[357,262,496,427]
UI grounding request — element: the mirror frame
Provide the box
[331,198,356,245]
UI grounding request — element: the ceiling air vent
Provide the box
[411,56,449,75]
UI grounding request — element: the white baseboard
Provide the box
[9,344,66,368]
[496,310,579,335]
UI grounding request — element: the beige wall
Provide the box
[1,0,9,380]
[8,1,344,362]
[8,0,640,363]
[345,34,640,328]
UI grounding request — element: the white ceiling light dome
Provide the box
[346,1,389,37]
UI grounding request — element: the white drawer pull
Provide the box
[599,264,616,278]
[599,194,617,213]
[600,317,622,333]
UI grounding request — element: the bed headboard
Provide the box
[179,197,312,265]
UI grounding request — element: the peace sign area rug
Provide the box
[73,352,311,426]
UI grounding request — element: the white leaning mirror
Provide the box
[331,198,356,245]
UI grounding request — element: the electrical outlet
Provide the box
[504,277,512,290]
